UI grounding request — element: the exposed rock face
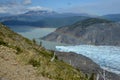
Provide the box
[56,51,120,80]
[42,18,120,46]
[56,52,101,74]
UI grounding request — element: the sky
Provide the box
[0,0,120,15]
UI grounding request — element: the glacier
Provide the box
[56,45,120,74]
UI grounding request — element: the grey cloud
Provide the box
[23,0,32,5]
[0,0,52,15]
[0,0,29,14]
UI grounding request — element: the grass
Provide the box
[0,23,87,80]
[0,40,8,46]
[25,49,85,80]
[16,47,23,54]
[28,58,41,67]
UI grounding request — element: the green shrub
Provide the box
[85,73,95,80]
[0,40,8,46]
[16,47,23,54]
[32,38,36,44]
[24,38,32,45]
[28,58,41,67]
[39,41,42,47]
[89,73,95,80]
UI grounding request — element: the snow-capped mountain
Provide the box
[24,10,57,16]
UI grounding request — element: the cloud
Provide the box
[28,6,53,11]
[0,0,29,14]
[0,5,26,15]
[0,0,53,15]
[23,0,32,5]
[0,7,8,13]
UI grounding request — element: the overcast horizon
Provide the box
[0,0,120,16]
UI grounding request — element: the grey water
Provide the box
[17,27,68,50]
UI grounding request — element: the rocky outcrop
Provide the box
[56,51,120,80]
[42,18,120,46]
[56,52,101,74]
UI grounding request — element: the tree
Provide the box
[32,38,36,44]
[39,41,42,46]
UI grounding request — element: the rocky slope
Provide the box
[56,52,120,80]
[0,45,50,80]
[42,18,120,46]
[0,23,86,80]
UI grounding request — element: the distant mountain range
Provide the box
[0,10,92,28]
[0,12,14,17]
[102,14,120,21]
[1,16,89,28]
[42,18,120,46]
[0,10,120,28]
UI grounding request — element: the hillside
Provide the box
[42,18,120,46]
[102,14,120,21]
[0,23,86,80]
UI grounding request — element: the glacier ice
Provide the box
[56,45,120,74]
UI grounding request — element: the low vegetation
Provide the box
[0,23,90,80]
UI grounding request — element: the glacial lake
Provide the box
[16,27,68,50]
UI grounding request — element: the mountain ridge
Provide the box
[0,10,91,28]
[42,18,120,46]
[102,14,120,21]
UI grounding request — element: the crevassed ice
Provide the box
[56,45,120,74]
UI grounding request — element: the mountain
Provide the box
[0,10,90,28]
[2,20,46,27]
[0,23,87,80]
[24,10,91,18]
[102,14,120,21]
[2,16,89,28]
[24,10,57,16]
[0,13,12,17]
[42,18,120,46]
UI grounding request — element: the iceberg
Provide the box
[56,45,120,74]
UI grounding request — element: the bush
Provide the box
[16,47,23,54]
[28,58,41,67]
[0,40,8,46]
[32,38,36,44]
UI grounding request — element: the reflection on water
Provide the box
[18,27,68,50]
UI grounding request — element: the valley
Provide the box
[16,27,68,50]
[0,0,120,79]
